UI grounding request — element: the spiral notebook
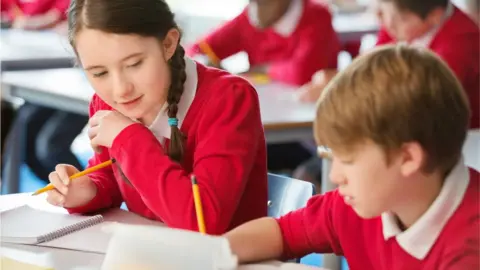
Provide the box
[0,205,103,245]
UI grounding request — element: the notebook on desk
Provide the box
[0,205,103,245]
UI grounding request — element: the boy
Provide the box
[187,0,341,86]
[226,45,479,269]
[299,0,479,129]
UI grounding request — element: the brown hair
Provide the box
[314,44,470,174]
[380,0,449,19]
[68,0,187,162]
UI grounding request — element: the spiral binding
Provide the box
[38,215,104,243]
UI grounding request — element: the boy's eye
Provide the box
[93,71,108,78]
[128,60,142,68]
[340,159,354,165]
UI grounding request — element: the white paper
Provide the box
[102,224,238,270]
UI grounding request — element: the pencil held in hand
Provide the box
[32,159,116,196]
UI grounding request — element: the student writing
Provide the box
[45,0,268,235]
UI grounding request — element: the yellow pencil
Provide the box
[32,159,116,196]
[191,175,206,234]
[198,40,220,67]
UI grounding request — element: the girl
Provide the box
[45,0,268,235]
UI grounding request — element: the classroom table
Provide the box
[0,29,75,71]
[0,193,327,270]
[332,11,379,44]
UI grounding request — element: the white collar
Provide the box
[247,0,304,37]
[410,3,454,48]
[381,158,470,260]
[148,57,197,143]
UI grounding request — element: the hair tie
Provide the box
[168,118,178,127]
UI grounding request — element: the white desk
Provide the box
[1,68,316,144]
[0,29,75,71]
[332,11,379,44]
[0,193,326,270]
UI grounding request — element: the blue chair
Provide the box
[267,173,316,263]
[267,173,316,218]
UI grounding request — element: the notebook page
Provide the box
[39,209,164,254]
[0,205,100,244]
[39,222,114,254]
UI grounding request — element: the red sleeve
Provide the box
[187,11,248,61]
[268,11,340,86]
[1,0,12,13]
[66,95,123,214]
[375,27,394,46]
[276,190,344,259]
[107,78,263,234]
[433,41,480,129]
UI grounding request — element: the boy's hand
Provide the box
[46,164,97,208]
[297,69,338,103]
[88,110,135,153]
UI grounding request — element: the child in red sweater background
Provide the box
[226,45,479,269]
[1,0,69,30]
[189,0,342,177]
[44,0,268,235]
[187,0,341,86]
[299,0,479,129]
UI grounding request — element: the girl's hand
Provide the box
[46,164,97,208]
[88,110,135,153]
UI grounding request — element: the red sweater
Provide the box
[376,7,480,129]
[1,0,69,20]
[277,169,479,269]
[188,0,340,86]
[67,63,268,235]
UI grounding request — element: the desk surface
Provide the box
[0,193,325,270]
[0,30,75,71]
[1,68,316,131]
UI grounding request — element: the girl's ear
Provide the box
[162,28,180,61]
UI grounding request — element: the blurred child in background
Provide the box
[189,0,341,177]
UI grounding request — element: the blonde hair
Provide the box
[314,44,470,174]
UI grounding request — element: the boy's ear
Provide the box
[399,142,425,177]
